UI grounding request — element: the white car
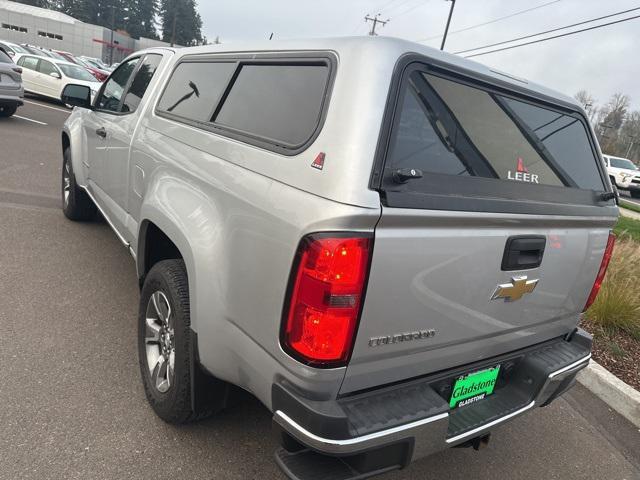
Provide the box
[13,54,101,104]
[603,154,640,198]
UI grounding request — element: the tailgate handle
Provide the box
[501,236,546,271]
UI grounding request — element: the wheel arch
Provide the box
[137,180,223,335]
[61,119,88,186]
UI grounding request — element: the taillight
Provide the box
[583,232,615,312]
[12,67,22,74]
[282,234,373,367]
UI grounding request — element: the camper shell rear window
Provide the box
[372,58,611,216]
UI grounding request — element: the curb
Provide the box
[577,360,640,428]
[618,206,640,221]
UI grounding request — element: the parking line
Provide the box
[24,100,70,114]
[14,115,48,126]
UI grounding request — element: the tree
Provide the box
[602,93,630,131]
[595,93,631,154]
[617,111,640,161]
[160,0,203,46]
[126,0,159,39]
[9,0,51,7]
[574,90,597,123]
[57,0,93,23]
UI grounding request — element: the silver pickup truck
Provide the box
[61,37,617,480]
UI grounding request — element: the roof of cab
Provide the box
[152,36,579,109]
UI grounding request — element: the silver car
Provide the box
[0,47,23,117]
[60,37,617,479]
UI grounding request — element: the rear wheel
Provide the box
[0,105,17,117]
[138,259,219,423]
[62,147,96,221]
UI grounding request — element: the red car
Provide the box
[52,50,109,82]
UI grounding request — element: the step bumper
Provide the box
[273,329,592,463]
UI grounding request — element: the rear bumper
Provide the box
[0,87,24,106]
[273,329,591,477]
[616,178,640,190]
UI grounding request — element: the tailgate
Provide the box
[340,60,617,394]
[340,211,612,393]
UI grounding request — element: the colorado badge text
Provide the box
[368,329,436,347]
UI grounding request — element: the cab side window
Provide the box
[97,57,140,113]
[121,54,162,113]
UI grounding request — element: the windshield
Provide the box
[76,58,92,68]
[59,64,97,82]
[0,49,12,63]
[610,157,638,170]
[87,59,102,69]
[48,51,66,61]
[5,43,27,54]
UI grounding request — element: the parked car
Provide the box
[51,49,105,81]
[80,55,113,72]
[59,38,617,480]
[0,39,29,58]
[74,56,109,82]
[0,47,23,117]
[14,54,100,104]
[603,154,640,198]
[20,44,56,58]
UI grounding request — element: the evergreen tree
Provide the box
[126,0,159,39]
[9,0,52,8]
[160,0,202,46]
[57,0,92,23]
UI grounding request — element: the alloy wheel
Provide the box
[144,291,175,393]
[63,160,71,207]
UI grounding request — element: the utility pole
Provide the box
[626,136,638,158]
[109,6,115,65]
[440,0,456,51]
[364,14,389,36]
[170,0,178,47]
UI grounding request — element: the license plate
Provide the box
[449,365,501,409]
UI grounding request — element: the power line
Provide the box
[391,0,432,20]
[464,13,640,58]
[415,0,562,43]
[376,0,410,14]
[456,6,640,55]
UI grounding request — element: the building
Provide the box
[0,0,172,63]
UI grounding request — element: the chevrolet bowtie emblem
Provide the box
[491,276,538,301]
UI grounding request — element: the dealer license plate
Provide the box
[449,365,501,409]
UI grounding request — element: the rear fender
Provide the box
[138,173,222,335]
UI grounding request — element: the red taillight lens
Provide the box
[282,234,372,366]
[12,67,22,74]
[583,232,615,312]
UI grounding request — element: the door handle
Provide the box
[501,236,546,271]
[96,127,107,138]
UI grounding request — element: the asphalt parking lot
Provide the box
[1,98,639,480]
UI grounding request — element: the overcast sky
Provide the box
[197,0,640,110]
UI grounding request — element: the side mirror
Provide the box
[50,71,61,79]
[61,84,92,109]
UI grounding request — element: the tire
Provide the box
[138,259,217,423]
[62,147,97,221]
[0,105,17,117]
